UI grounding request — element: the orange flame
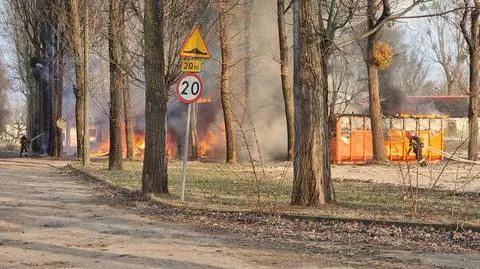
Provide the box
[198,129,219,157]
[92,140,110,157]
[91,126,224,160]
[395,112,448,119]
[92,133,147,158]
[196,97,213,104]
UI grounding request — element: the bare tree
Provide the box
[291,0,334,206]
[219,0,237,163]
[1,0,39,147]
[2,0,67,156]
[244,0,254,115]
[2,103,26,150]
[425,0,468,95]
[365,0,387,162]
[68,0,88,159]
[277,0,294,161]
[123,76,135,160]
[460,0,480,160]
[327,52,365,115]
[363,0,430,161]
[0,63,9,134]
[45,0,68,158]
[397,50,436,96]
[108,0,124,170]
[142,0,168,194]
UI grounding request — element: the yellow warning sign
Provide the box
[179,26,211,59]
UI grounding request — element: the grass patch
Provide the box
[74,159,480,226]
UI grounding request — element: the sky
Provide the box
[0,0,461,110]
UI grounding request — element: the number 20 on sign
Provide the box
[181,59,202,73]
[176,73,203,104]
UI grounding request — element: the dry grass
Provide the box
[74,159,480,226]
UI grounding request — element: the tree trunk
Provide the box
[366,0,385,162]
[277,0,294,161]
[69,0,85,159]
[367,36,385,161]
[291,0,333,206]
[123,76,135,160]
[108,0,124,170]
[82,0,90,166]
[53,47,64,158]
[121,3,134,161]
[243,0,254,117]
[468,2,480,161]
[468,68,479,160]
[52,1,65,158]
[219,1,237,163]
[142,0,168,194]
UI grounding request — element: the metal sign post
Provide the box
[176,73,203,202]
[178,26,209,202]
[181,104,192,202]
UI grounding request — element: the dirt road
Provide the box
[0,158,347,269]
[0,158,479,269]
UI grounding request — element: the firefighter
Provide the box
[19,134,30,157]
[406,132,427,167]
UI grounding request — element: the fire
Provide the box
[91,133,146,158]
[196,97,213,103]
[90,122,224,160]
[167,129,177,158]
[92,140,110,157]
[91,130,223,159]
[134,134,145,158]
[199,129,220,157]
[395,112,448,119]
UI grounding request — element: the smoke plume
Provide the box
[380,70,406,115]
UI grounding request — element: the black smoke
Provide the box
[379,69,406,116]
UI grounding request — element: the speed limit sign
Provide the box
[176,73,203,104]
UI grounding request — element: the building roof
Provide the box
[402,96,469,118]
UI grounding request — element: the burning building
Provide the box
[89,97,224,160]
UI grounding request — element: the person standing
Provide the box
[406,132,427,167]
[19,134,30,157]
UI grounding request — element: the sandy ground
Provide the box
[331,161,480,192]
[168,159,480,192]
[1,157,480,269]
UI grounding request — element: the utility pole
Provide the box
[82,0,90,167]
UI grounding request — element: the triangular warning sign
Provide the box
[179,26,211,59]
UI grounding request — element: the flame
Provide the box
[92,140,110,157]
[394,112,448,119]
[196,97,213,103]
[91,133,147,158]
[167,129,177,158]
[91,125,223,160]
[133,134,145,158]
[198,129,219,157]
